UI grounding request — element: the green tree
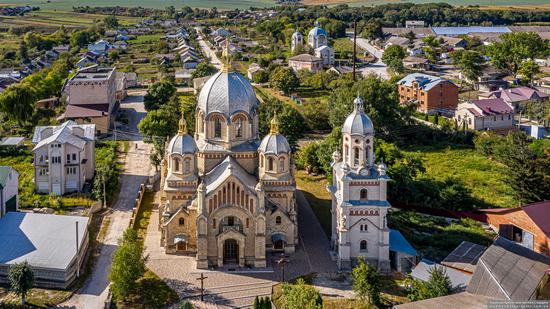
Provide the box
[138,108,179,140]
[93,142,120,204]
[192,62,217,79]
[451,50,483,89]
[8,261,34,305]
[103,15,119,29]
[281,278,323,309]
[407,266,452,301]
[69,30,91,49]
[144,80,177,111]
[518,60,541,86]
[269,66,299,96]
[109,228,147,302]
[362,19,384,41]
[259,97,305,147]
[494,131,550,204]
[252,70,269,84]
[487,32,548,75]
[18,41,28,63]
[382,45,406,74]
[0,83,35,125]
[296,142,321,174]
[180,301,194,309]
[352,256,381,306]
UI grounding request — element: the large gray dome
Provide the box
[197,71,259,117]
[259,134,291,155]
[342,96,374,135]
[168,134,197,155]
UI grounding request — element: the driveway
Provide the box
[195,27,222,70]
[58,99,154,308]
[113,93,147,141]
[353,37,389,80]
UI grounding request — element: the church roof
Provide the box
[168,133,197,155]
[202,156,258,195]
[309,21,327,37]
[342,96,374,135]
[259,133,290,155]
[197,70,259,117]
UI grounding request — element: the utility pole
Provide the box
[196,273,208,301]
[76,221,80,278]
[352,19,357,82]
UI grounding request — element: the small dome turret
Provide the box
[342,93,374,135]
[168,112,198,155]
[258,116,291,155]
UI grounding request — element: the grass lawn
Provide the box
[388,209,495,261]
[295,170,332,238]
[404,145,516,208]
[133,190,155,240]
[128,34,164,44]
[0,285,72,308]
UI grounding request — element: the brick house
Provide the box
[478,200,550,257]
[397,73,459,114]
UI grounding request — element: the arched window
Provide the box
[214,117,222,138]
[279,158,285,172]
[360,189,368,201]
[361,224,368,232]
[179,218,185,226]
[276,216,282,225]
[173,158,180,172]
[354,148,360,160]
[235,117,243,138]
[360,240,367,251]
[344,145,349,160]
[184,158,191,173]
[268,157,274,171]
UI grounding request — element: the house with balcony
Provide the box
[32,121,96,195]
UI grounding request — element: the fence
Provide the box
[129,171,159,229]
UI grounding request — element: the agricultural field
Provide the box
[404,145,516,208]
[0,10,141,29]
[1,0,549,11]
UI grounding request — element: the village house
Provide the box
[87,39,111,55]
[454,98,515,132]
[32,121,96,195]
[62,66,116,135]
[0,166,18,218]
[397,73,459,114]
[247,63,265,81]
[289,54,323,73]
[478,200,550,257]
[314,45,335,66]
[479,86,549,111]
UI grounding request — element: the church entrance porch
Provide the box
[223,239,239,264]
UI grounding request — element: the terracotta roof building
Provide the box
[454,98,515,132]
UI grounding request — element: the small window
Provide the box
[179,218,185,226]
[276,216,282,225]
[212,218,216,229]
[268,158,274,171]
[184,159,191,173]
[354,148,360,159]
[72,154,76,161]
[360,189,368,201]
[227,216,235,226]
[66,154,71,162]
[235,118,243,138]
[246,218,249,228]
[173,158,180,172]
[214,118,222,138]
[360,240,367,251]
[279,158,285,172]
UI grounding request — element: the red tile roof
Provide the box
[470,98,514,116]
[522,200,550,237]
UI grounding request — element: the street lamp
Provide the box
[276,253,289,283]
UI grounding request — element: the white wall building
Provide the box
[454,98,515,132]
[291,30,303,54]
[315,45,335,66]
[32,121,96,195]
[0,166,18,218]
[328,95,391,271]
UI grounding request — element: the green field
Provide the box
[405,146,516,208]
[0,9,141,28]
[1,0,549,11]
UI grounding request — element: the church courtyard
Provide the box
[144,189,338,308]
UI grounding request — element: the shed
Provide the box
[389,229,417,273]
[411,259,472,292]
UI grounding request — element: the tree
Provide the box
[494,131,550,204]
[296,142,321,174]
[138,108,179,140]
[103,15,119,29]
[0,83,35,125]
[407,266,452,301]
[518,60,541,86]
[352,256,381,306]
[144,80,177,110]
[18,41,28,63]
[487,32,548,75]
[109,228,147,302]
[259,97,305,147]
[362,19,384,41]
[451,50,483,89]
[8,261,34,305]
[252,70,269,84]
[192,62,217,79]
[269,66,299,95]
[180,301,194,309]
[281,278,322,309]
[382,45,406,74]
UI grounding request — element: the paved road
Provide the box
[58,99,153,309]
[353,37,389,80]
[195,26,222,70]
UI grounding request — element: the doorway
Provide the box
[223,239,238,264]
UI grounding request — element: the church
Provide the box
[328,94,393,271]
[159,49,298,269]
[290,21,334,67]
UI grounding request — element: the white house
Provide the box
[0,166,18,218]
[454,98,515,132]
[32,121,96,195]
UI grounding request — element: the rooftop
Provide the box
[432,26,511,36]
[442,241,487,273]
[289,53,322,62]
[397,73,451,91]
[411,259,472,291]
[470,98,514,116]
[70,67,115,82]
[0,212,88,270]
